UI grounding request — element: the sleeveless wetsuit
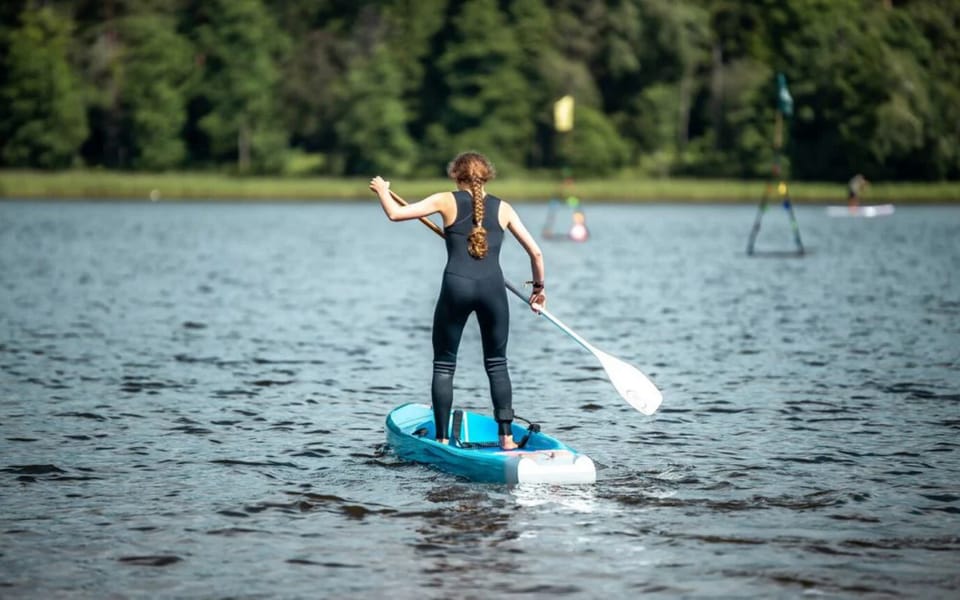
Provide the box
[431,190,513,439]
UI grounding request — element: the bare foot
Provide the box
[436,438,449,445]
[499,435,519,450]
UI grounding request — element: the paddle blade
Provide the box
[594,348,663,415]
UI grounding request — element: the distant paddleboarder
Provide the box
[370,152,547,450]
[848,174,869,209]
[569,209,589,242]
[543,194,589,242]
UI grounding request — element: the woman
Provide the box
[370,152,545,450]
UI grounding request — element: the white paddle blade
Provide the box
[595,349,663,415]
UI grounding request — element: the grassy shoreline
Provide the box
[1,169,958,203]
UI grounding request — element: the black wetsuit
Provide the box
[431,191,513,439]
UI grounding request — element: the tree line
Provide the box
[1,0,957,181]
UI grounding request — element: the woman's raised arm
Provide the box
[370,176,449,222]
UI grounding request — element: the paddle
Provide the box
[381,188,663,415]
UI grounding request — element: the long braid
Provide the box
[447,151,495,260]
[467,175,488,259]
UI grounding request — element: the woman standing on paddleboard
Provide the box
[370,152,545,450]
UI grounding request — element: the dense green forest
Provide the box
[1,0,958,182]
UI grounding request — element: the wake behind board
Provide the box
[826,204,895,218]
[385,403,596,485]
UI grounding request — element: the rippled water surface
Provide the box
[1,199,959,598]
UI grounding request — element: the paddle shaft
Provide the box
[502,280,596,354]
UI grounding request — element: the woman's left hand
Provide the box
[369,176,390,195]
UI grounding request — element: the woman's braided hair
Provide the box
[447,152,496,259]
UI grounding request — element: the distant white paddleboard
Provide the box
[826,204,895,218]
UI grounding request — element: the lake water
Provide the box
[1,199,958,598]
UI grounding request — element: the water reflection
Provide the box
[413,485,521,584]
[510,483,597,513]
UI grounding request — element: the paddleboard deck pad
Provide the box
[385,403,596,484]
